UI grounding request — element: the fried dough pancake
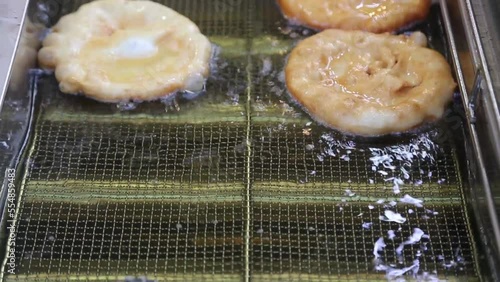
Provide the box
[277,0,431,33]
[38,0,212,103]
[284,29,456,136]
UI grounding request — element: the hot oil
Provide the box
[250,1,475,279]
[5,0,479,280]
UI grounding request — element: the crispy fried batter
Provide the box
[277,0,431,33]
[284,29,456,136]
[38,0,212,103]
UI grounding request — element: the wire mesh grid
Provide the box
[2,0,480,281]
[14,201,244,279]
[26,121,247,184]
[50,0,248,37]
[249,124,477,281]
[250,203,475,281]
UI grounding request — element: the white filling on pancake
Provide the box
[111,37,158,58]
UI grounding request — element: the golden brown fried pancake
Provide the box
[277,0,431,33]
[38,0,212,103]
[284,29,456,136]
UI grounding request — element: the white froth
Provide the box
[396,228,429,255]
[376,260,421,280]
[373,237,386,258]
[385,260,420,280]
[400,194,424,207]
[380,210,406,224]
[112,37,158,58]
[345,189,356,197]
[407,228,428,243]
[393,183,401,194]
[362,222,372,229]
[387,230,396,239]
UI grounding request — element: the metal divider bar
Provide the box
[244,1,255,281]
[438,0,470,116]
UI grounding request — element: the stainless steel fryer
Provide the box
[0,0,499,281]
